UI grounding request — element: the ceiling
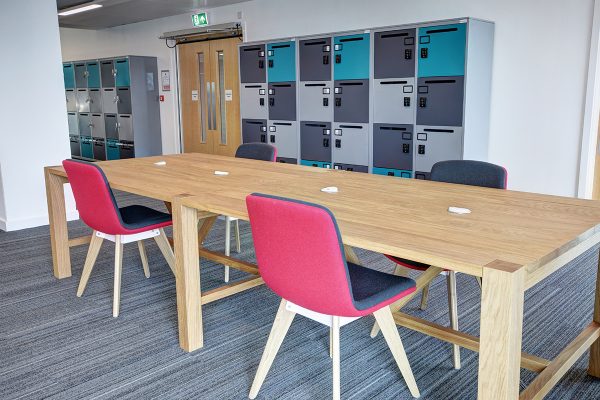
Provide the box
[57,0,250,29]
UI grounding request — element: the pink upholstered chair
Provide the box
[246,193,420,399]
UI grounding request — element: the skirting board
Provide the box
[0,209,79,232]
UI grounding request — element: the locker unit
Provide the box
[418,23,467,78]
[373,78,416,124]
[100,60,115,87]
[239,44,266,83]
[90,114,105,139]
[241,119,268,143]
[333,80,369,123]
[416,76,465,127]
[76,89,90,112]
[86,61,101,88]
[414,126,464,175]
[372,124,413,172]
[299,37,332,82]
[74,63,88,88]
[104,114,119,139]
[106,139,120,160]
[268,82,296,121]
[93,138,106,161]
[374,29,416,79]
[63,63,75,89]
[69,135,81,157]
[267,41,295,83]
[268,121,298,163]
[80,136,94,159]
[332,123,369,168]
[333,33,370,80]
[65,90,77,112]
[89,89,102,113]
[67,112,79,135]
[300,121,332,165]
[240,84,268,119]
[298,82,333,122]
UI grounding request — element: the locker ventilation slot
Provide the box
[304,41,326,46]
[424,80,457,84]
[339,37,364,42]
[339,82,364,86]
[116,60,127,64]
[274,122,292,126]
[271,44,291,49]
[305,83,326,87]
[339,125,362,129]
[243,47,262,51]
[380,81,408,85]
[426,28,459,34]
[305,123,326,127]
[244,85,262,88]
[380,127,406,131]
[380,32,409,38]
[101,62,112,65]
[245,121,264,125]
[272,84,292,87]
[423,129,454,133]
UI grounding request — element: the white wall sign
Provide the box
[191,90,198,101]
[161,70,171,91]
[225,89,233,101]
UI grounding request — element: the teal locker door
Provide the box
[63,63,75,89]
[333,33,370,80]
[86,62,101,88]
[418,23,466,77]
[80,136,94,159]
[114,58,130,87]
[106,139,120,160]
[267,42,296,82]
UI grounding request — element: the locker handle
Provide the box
[269,98,275,106]
[323,138,330,148]
[334,98,341,107]
[258,59,264,69]
[270,135,276,143]
[260,134,267,143]
[335,54,341,64]
[268,59,274,68]
[323,55,329,65]
[335,139,341,148]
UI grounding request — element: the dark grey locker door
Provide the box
[268,82,296,121]
[333,80,369,123]
[240,45,266,83]
[78,113,91,136]
[416,77,464,127]
[100,60,115,87]
[65,90,77,112]
[90,114,105,138]
[104,114,119,139]
[301,121,332,162]
[74,63,87,88]
[372,124,413,170]
[299,37,332,82]
[70,135,81,157]
[118,115,133,141]
[120,141,135,159]
[102,88,118,113]
[116,87,132,114]
[374,29,416,79]
[89,89,102,113]
[242,119,268,143]
[93,138,106,160]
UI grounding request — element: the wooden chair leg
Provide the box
[447,271,461,369]
[113,235,123,318]
[373,306,420,398]
[224,216,231,283]
[138,240,150,278]
[249,299,296,399]
[77,230,104,297]
[419,283,430,310]
[234,218,241,253]
[154,228,176,276]
[332,316,341,400]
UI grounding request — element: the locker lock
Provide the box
[323,55,329,65]
[420,48,428,59]
[418,145,425,155]
[404,97,411,107]
[323,138,330,148]
[403,143,410,153]
[323,98,329,107]
[259,98,265,106]
[405,49,413,60]
[260,134,266,143]
[335,54,341,64]
[258,60,264,69]
[335,139,341,148]
[269,98,275,106]
[270,135,276,143]
[335,97,341,107]
[268,59,274,68]
[419,97,427,108]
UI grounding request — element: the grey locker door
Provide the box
[116,87,132,114]
[101,88,118,114]
[332,123,369,165]
[67,112,79,135]
[372,124,413,170]
[333,80,369,123]
[300,121,332,162]
[373,79,416,124]
[240,84,268,119]
[100,60,115,87]
[414,126,463,173]
[269,121,298,159]
[88,89,102,113]
[104,114,119,139]
[78,113,91,136]
[240,45,266,83]
[93,138,106,161]
[242,119,267,143]
[416,77,464,127]
[65,90,77,112]
[74,63,87,88]
[374,29,416,79]
[70,135,81,157]
[268,82,296,121]
[299,37,332,82]
[298,82,332,122]
[90,114,105,139]
[76,89,90,112]
[117,115,133,141]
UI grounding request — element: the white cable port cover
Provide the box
[321,186,339,193]
[448,206,471,215]
[154,161,166,166]
[214,170,229,176]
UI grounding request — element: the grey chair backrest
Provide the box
[235,143,277,162]
[430,160,507,189]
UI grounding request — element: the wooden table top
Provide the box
[49,153,600,277]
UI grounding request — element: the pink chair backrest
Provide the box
[63,159,125,235]
[246,193,359,316]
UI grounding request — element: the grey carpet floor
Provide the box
[2,191,600,399]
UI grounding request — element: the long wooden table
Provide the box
[45,153,600,399]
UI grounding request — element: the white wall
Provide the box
[60,0,596,197]
[0,0,76,231]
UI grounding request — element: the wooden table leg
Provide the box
[44,169,71,279]
[477,261,525,399]
[588,248,600,377]
[344,245,360,264]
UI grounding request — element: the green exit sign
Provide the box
[192,12,209,27]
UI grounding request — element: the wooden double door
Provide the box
[179,38,241,156]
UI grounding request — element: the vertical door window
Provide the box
[198,52,207,143]
[217,51,227,144]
